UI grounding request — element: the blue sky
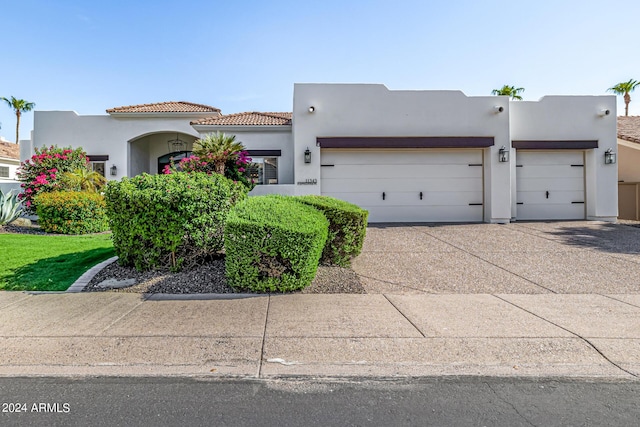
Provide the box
[1,0,639,142]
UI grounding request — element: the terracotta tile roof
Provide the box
[618,116,640,144]
[191,112,292,126]
[0,141,20,160]
[107,101,220,114]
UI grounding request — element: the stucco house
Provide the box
[0,137,20,184]
[617,116,640,220]
[23,83,618,223]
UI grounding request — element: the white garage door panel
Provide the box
[321,149,484,223]
[325,191,482,207]
[321,177,483,193]
[323,164,480,179]
[516,204,586,221]
[362,205,483,223]
[516,166,584,179]
[518,190,584,204]
[516,151,585,221]
[517,177,584,192]
[516,151,582,165]
[321,150,482,165]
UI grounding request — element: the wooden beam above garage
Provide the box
[512,140,598,149]
[316,136,495,149]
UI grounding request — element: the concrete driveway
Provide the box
[352,221,640,294]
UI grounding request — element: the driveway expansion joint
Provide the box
[415,227,558,294]
[382,294,426,338]
[257,295,271,378]
[492,294,639,379]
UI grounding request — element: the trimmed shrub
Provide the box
[224,195,329,292]
[104,172,246,271]
[35,191,108,234]
[296,195,368,267]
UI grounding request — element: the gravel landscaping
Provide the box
[2,220,366,294]
[83,258,366,294]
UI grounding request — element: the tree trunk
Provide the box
[214,160,225,175]
[624,93,631,116]
[15,110,21,144]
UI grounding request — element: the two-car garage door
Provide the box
[320,149,484,223]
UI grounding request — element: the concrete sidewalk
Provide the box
[1,292,639,380]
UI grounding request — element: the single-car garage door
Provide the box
[516,151,585,220]
[321,149,484,222]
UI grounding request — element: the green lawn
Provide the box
[0,233,115,291]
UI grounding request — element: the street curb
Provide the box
[66,256,119,293]
[144,293,265,301]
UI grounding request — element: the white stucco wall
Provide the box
[292,83,511,222]
[30,111,201,180]
[510,96,617,221]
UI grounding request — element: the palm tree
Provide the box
[0,96,35,144]
[61,168,107,192]
[608,79,640,116]
[491,85,525,100]
[192,131,245,175]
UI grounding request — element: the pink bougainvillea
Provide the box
[17,145,91,214]
[163,150,255,189]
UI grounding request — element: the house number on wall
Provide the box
[296,178,318,185]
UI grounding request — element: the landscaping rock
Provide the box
[83,257,365,294]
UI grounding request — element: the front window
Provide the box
[90,162,105,177]
[247,157,278,185]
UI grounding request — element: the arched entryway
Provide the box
[128,131,198,176]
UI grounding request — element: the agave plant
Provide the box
[0,188,23,226]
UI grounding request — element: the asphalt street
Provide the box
[1,377,639,427]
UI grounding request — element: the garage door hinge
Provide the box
[570,164,584,167]
[468,203,483,206]
[320,164,334,167]
[468,163,482,167]
[517,202,524,205]
[571,201,585,204]
[516,165,523,167]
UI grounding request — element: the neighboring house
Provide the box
[617,116,640,219]
[0,138,20,183]
[24,84,618,223]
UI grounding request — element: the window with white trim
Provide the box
[0,166,9,178]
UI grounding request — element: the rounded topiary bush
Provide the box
[35,191,108,234]
[296,195,368,267]
[104,172,247,271]
[224,195,329,292]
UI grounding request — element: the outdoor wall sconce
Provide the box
[308,106,315,113]
[304,148,312,163]
[110,165,117,176]
[598,109,611,117]
[604,148,616,164]
[498,146,509,162]
[493,105,504,113]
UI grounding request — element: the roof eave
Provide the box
[192,124,292,133]
[108,111,220,118]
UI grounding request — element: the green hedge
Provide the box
[296,195,368,267]
[224,195,328,292]
[105,172,247,271]
[35,191,109,234]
